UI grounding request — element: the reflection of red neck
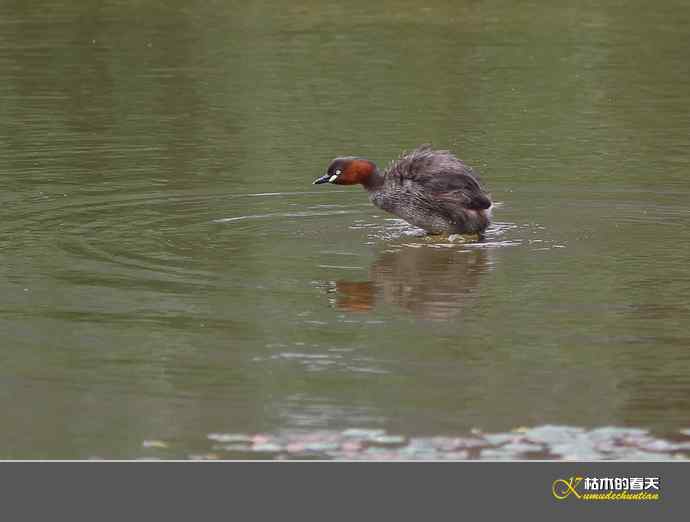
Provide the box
[335,281,375,312]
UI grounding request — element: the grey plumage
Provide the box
[369,145,492,235]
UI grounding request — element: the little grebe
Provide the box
[313,145,492,236]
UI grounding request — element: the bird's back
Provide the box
[370,145,492,234]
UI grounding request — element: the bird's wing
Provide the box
[431,188,492,211]
[415,170,492,211]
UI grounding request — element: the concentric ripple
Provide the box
[4,188,225,291]
[3,189,374,293]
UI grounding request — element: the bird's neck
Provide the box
[362,168,384,191]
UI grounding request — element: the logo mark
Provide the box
[552,476,583,500]
[552,475,660,501]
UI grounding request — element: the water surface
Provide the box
[1,0,689,458]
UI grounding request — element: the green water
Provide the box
[1,0,689,458]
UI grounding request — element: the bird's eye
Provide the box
[335,169,341,175]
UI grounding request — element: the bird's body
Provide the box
[314,145,492,236]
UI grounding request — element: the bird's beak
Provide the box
[313,173,334,185]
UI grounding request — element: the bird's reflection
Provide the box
[332,245,492,321]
